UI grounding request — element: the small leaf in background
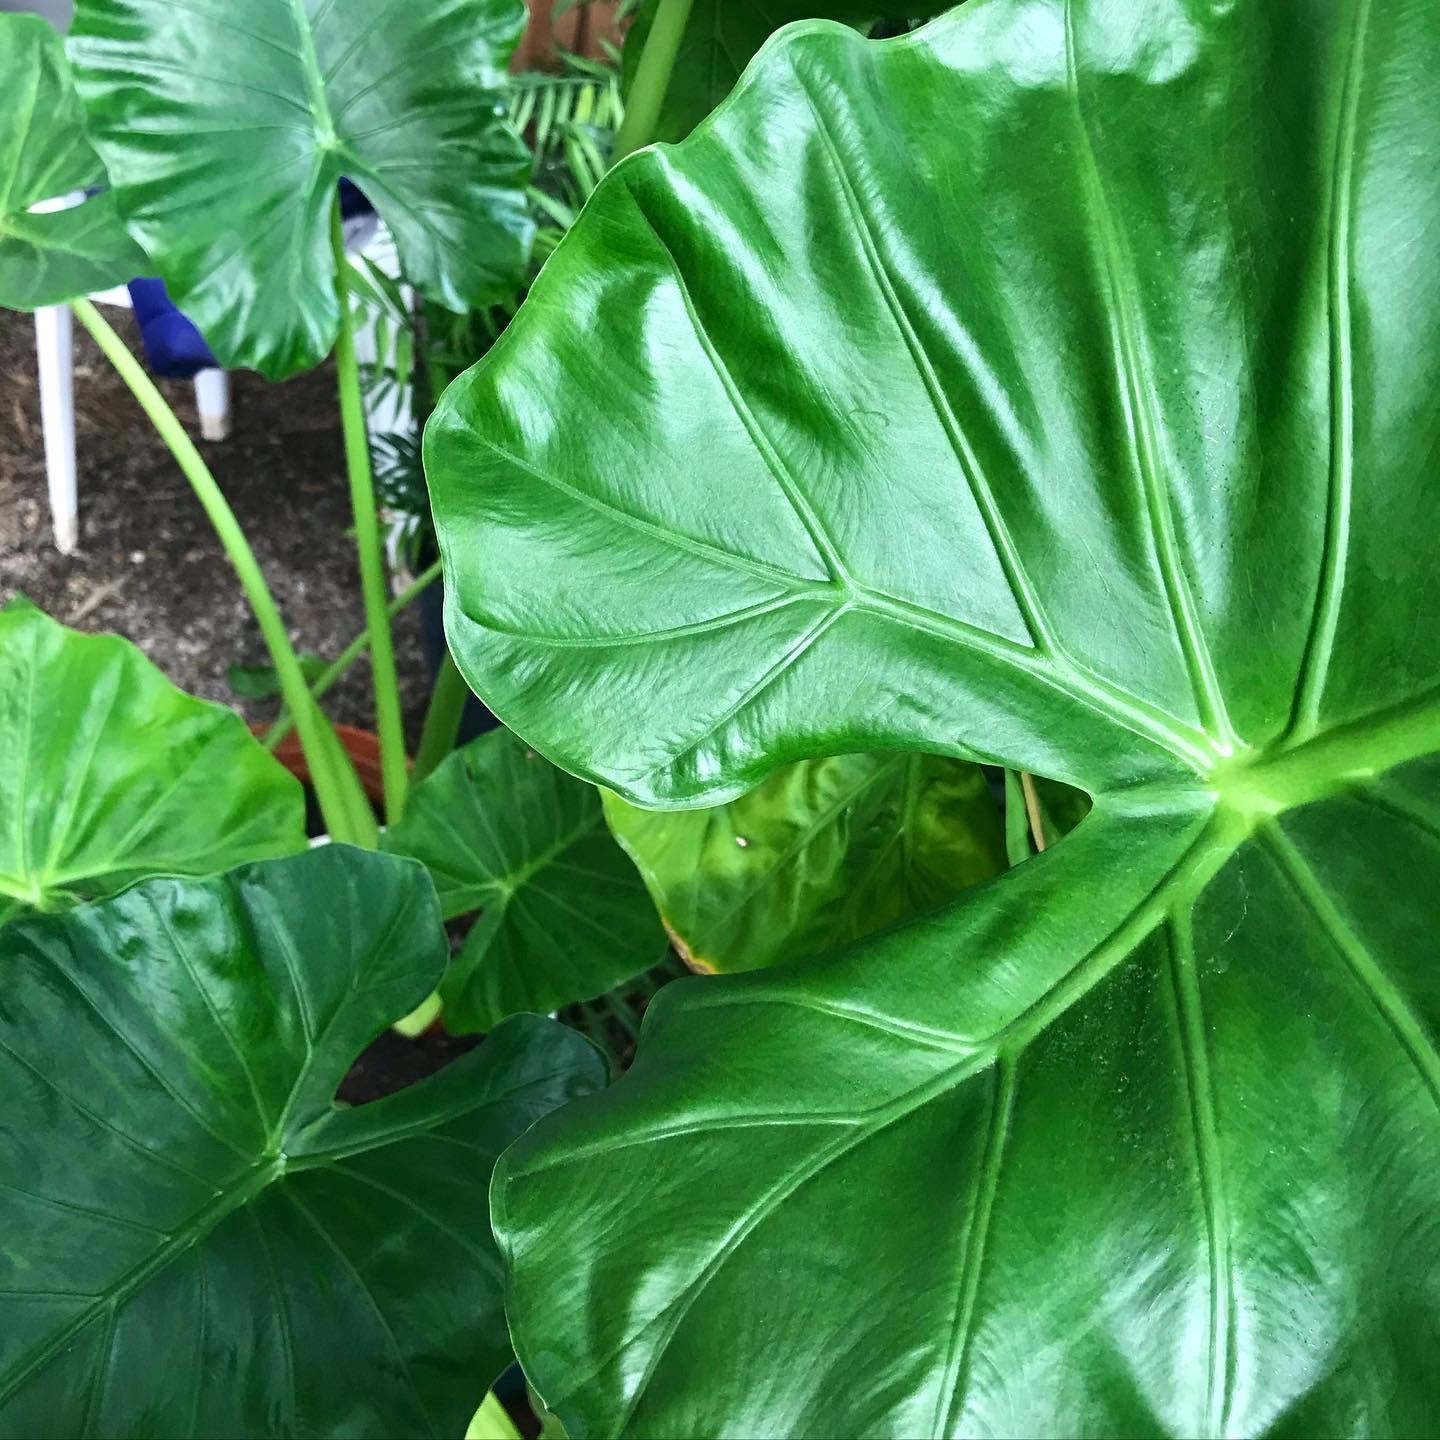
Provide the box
[466,1391,523,1440]
[0,847,606,1437]
[605,752,1004,973]
[0,604,303,927]
[227,654,327,702]
[382,729,667,1032]
[0,13,147,311]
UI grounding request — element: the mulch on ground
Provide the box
[0,306,434,743]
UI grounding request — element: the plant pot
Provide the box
[250,722,386,833]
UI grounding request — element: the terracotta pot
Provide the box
[251,723,387,807]
[514,0,622,69]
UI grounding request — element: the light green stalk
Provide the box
[71,298,373,846]
[411,649,470,786]
[610,0,695,161]
[264,558,441,753]
[330,201,409,823]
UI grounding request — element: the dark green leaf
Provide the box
[69,0,535,379]
[0,605,304,927]
[605,752,1003,973]
[0,14,146,311]
[382,730,666,1032]
[227,654,327,702]
[0,846,605,1437]
[430,2,1440,1433]
[621,0,951,143]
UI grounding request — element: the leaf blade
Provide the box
[69,0,534,378]
[0,14,147,310]
[0,605,304,923]
[382,730,667,1031]
[0,847,606,1437]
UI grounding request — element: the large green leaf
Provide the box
[428,0,1440,1433]
[621,1,950,143]
[0,14,146,311]
[0,604,304,927]
[0,846,605,1437]
[604,753,1004,973]
[68,0,533,379]
[382,729,666,1032]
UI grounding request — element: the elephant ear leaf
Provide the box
[69,0,534,379]
[621,1,952,143]
[382,729,667,1033]
[0,846,606,1437]
[429,2,1440,1436]
[0,605,304,927]
[0,13,146,310]
[604,753,1005,973]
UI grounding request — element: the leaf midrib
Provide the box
[1062,0,1234,747]
[1288,0,1372,739]
[284,0,338,147]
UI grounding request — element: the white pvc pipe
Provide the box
[193,366,231,441]
[34,305,78,555]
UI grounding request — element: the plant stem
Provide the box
[610,0,695,161]
[1020,771,1048,853]
[264,558,441,753]
[331,201,409,824]
[70,298,371,847]
[412,649,470,786]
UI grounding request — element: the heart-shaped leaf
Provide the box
[69,0,534,379]
[0,13,146,311]
[0,845,605,1437]
[622,2,951,143]
[604,753,1004,973]
[382,729,666,1032]
[0,604,304,927]
[429,1,1440,1433]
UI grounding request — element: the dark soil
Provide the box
[337,1026,485,1106]
[0,307,433,743]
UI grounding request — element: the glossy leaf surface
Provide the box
[0,14,146,310]
[621,1,949,143]
[605,753,1004,973]
[382,729,665,1032]
[431,1,1440,1433]
[0,605,303,927]
[0,846,605,1438]
[69,0,533,379]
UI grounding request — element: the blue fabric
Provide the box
[125,183,375,379]
[338,177,373,221]
[126,277,216,380]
